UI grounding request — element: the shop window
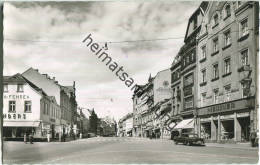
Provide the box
[24,101,32,113]
[9,101,16,112]
[224,85,231,102]
[241,49,249,66]
[224,30,231,46]
[17,84,24,92]
[224,58,231,75]
[213,89,219,104]
[213,38,219,53]
[240,18,249,37]
[4,84,8,92]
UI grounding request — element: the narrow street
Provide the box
[3,137,258,164]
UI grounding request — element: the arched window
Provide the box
[225,4,231,18]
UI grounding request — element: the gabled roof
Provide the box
[4,73,26,83]
[4,73,48,97]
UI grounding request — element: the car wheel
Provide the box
[188,142,192,146]
[175,141,178,145]
[184,141,187,145]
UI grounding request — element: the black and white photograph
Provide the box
[0,1,259,164]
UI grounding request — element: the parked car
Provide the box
[173,133,205,146]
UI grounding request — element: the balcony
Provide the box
[238,65,252,72]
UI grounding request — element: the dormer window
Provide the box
[17,84,24,92]
[4,84,8,92]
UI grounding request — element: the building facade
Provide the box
[22,67,77,136]
[3,74,62,139]
[196,1,259,142]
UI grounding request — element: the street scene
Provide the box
[2,1,259,164]
[3,137,258,164]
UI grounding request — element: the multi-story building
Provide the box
[132,69,171,138]
[172,2,208,134]
[118,113,133,137]
[22,67,77,136]
[3,73,62,139]
[196,1,258,142]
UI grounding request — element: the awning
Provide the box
[174,119,194,129]
[3,121,40,127]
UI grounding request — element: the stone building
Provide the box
[172,2,208,134]
[196,1,259,142]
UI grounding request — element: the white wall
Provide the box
[3,83,41,121]
[153,69,172,105]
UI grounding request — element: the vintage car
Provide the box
[173,133,205,146]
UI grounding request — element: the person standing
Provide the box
[29,133,33,144]
[24,133,27,144]
[250,131,257,147]
[47,132,50,142]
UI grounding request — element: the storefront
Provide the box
[197,97,255,142]
[173,118,194,134]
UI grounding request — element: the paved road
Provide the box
[3,137,258,164]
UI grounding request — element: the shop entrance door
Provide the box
[201,122,211,139]
[221,120,234,140]
[238,117,250,141]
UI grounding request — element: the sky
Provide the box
[3,1,200,121]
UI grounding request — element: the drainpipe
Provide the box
[0,3,4,164]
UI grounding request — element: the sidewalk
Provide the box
[205,142,258,150]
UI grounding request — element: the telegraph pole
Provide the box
[0,2,4,164]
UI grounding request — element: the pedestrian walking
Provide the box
[29,133,34,144]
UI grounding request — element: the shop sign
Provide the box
[4,95,29,100]
[50,118,56,122]
[237,112,250,118]
[42,123,50,130]
[198,98,253,116]
[3,113,26,120]
[220,114,234,120]
[200,117,211,122]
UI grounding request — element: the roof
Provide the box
[4,73,48,96]
[3,74,26,83]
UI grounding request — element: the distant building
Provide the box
[3,74,61,139]
[118,113,133,137]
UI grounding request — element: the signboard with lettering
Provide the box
[3,113,26,120]
[4,95,29,100]
[198,98,254,116]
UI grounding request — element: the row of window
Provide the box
[200,49,249,84]
[8,101,31,113]
[4,84,24,93]
[43,102,60,119]
[212,2,244,28]
[201,82,249,107]
[201,18,249,61]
